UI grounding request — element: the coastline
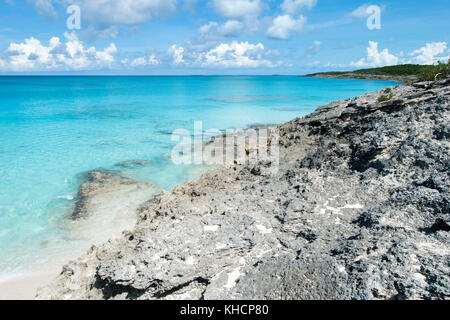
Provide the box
[2,78,448,300]
[36,78,449,300]
[0,167,167,299]
[0,79,394,300]
[301,73,414,84]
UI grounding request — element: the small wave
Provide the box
[57,195,74,201]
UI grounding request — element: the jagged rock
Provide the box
[37,80,450,300]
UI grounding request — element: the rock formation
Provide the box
[38,79,449,300]
[303,73,417,84]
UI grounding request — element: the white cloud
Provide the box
[351,41,398,68]
[77,0,177,25]
[307,60,320,67]
[197,1,263,40]
[196,41,280,68]
[213,0,262,19]
[350,4,385,18]
[1,32,117,71]
[266,15,307,40]
[409,42,449,65]
[93,44,117,64]
[82,26,120,40]
[350,4,371,18]
[199,20,245,37]
[168,45,185,65]
[264,0,316,40]
[128,54,160,67]
[221,20,245,35]
[281,0,317,15]
[305,40,321,58]
[28,0,177,38]
[199,22,219,34]
[27,0,57,19]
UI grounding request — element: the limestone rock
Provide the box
[37,80,450,300]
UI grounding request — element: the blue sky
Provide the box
[0,0,449,74]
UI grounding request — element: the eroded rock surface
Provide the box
[38,80,450,300]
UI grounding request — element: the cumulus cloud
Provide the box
[213,0,262,19]
[126,54,160,67]
[351,41,398,67]
[266,15,307,40]
[350,41,449,68]
[28,0,177,38]
[199,20,245,37]
[168,45,185,65]
[281,0,317,15]
[265,0,316,40]
[196,41,281,68]
[203,0,262,38]
[0,32,117,71]
[409,42,449,65]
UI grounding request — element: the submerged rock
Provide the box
[114,160,152,169]
[72,169,159,220]
[38,80,450,300]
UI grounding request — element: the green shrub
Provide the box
[378,93,393,102]
[418,60,449,81]
[377,88,394,102]
[306,62,450,83]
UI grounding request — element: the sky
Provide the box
[0,0,449,75]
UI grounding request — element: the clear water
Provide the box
[0,76,397,279]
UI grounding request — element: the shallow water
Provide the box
[0,76,397,279]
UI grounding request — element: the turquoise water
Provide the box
[0,76,397,279]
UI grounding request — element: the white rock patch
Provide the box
[256,224,272,234]
[203,225,219,232]
[225,267,243,289]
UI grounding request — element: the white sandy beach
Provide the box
[0,270,59,300]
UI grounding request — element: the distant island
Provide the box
[302,63,450,84]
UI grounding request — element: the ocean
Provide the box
[0,76,397,280]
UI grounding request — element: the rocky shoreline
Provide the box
[37,79,449,300]
[302,73,417,84]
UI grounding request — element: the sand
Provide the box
[0,270,59,300]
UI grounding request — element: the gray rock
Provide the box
[37,80,450,300]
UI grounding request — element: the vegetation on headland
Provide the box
[304,61,450,82]
[416,60,449,81]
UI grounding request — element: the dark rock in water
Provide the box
[72,169,158,220]
[38,80,450,300]
[114,160,152,169]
